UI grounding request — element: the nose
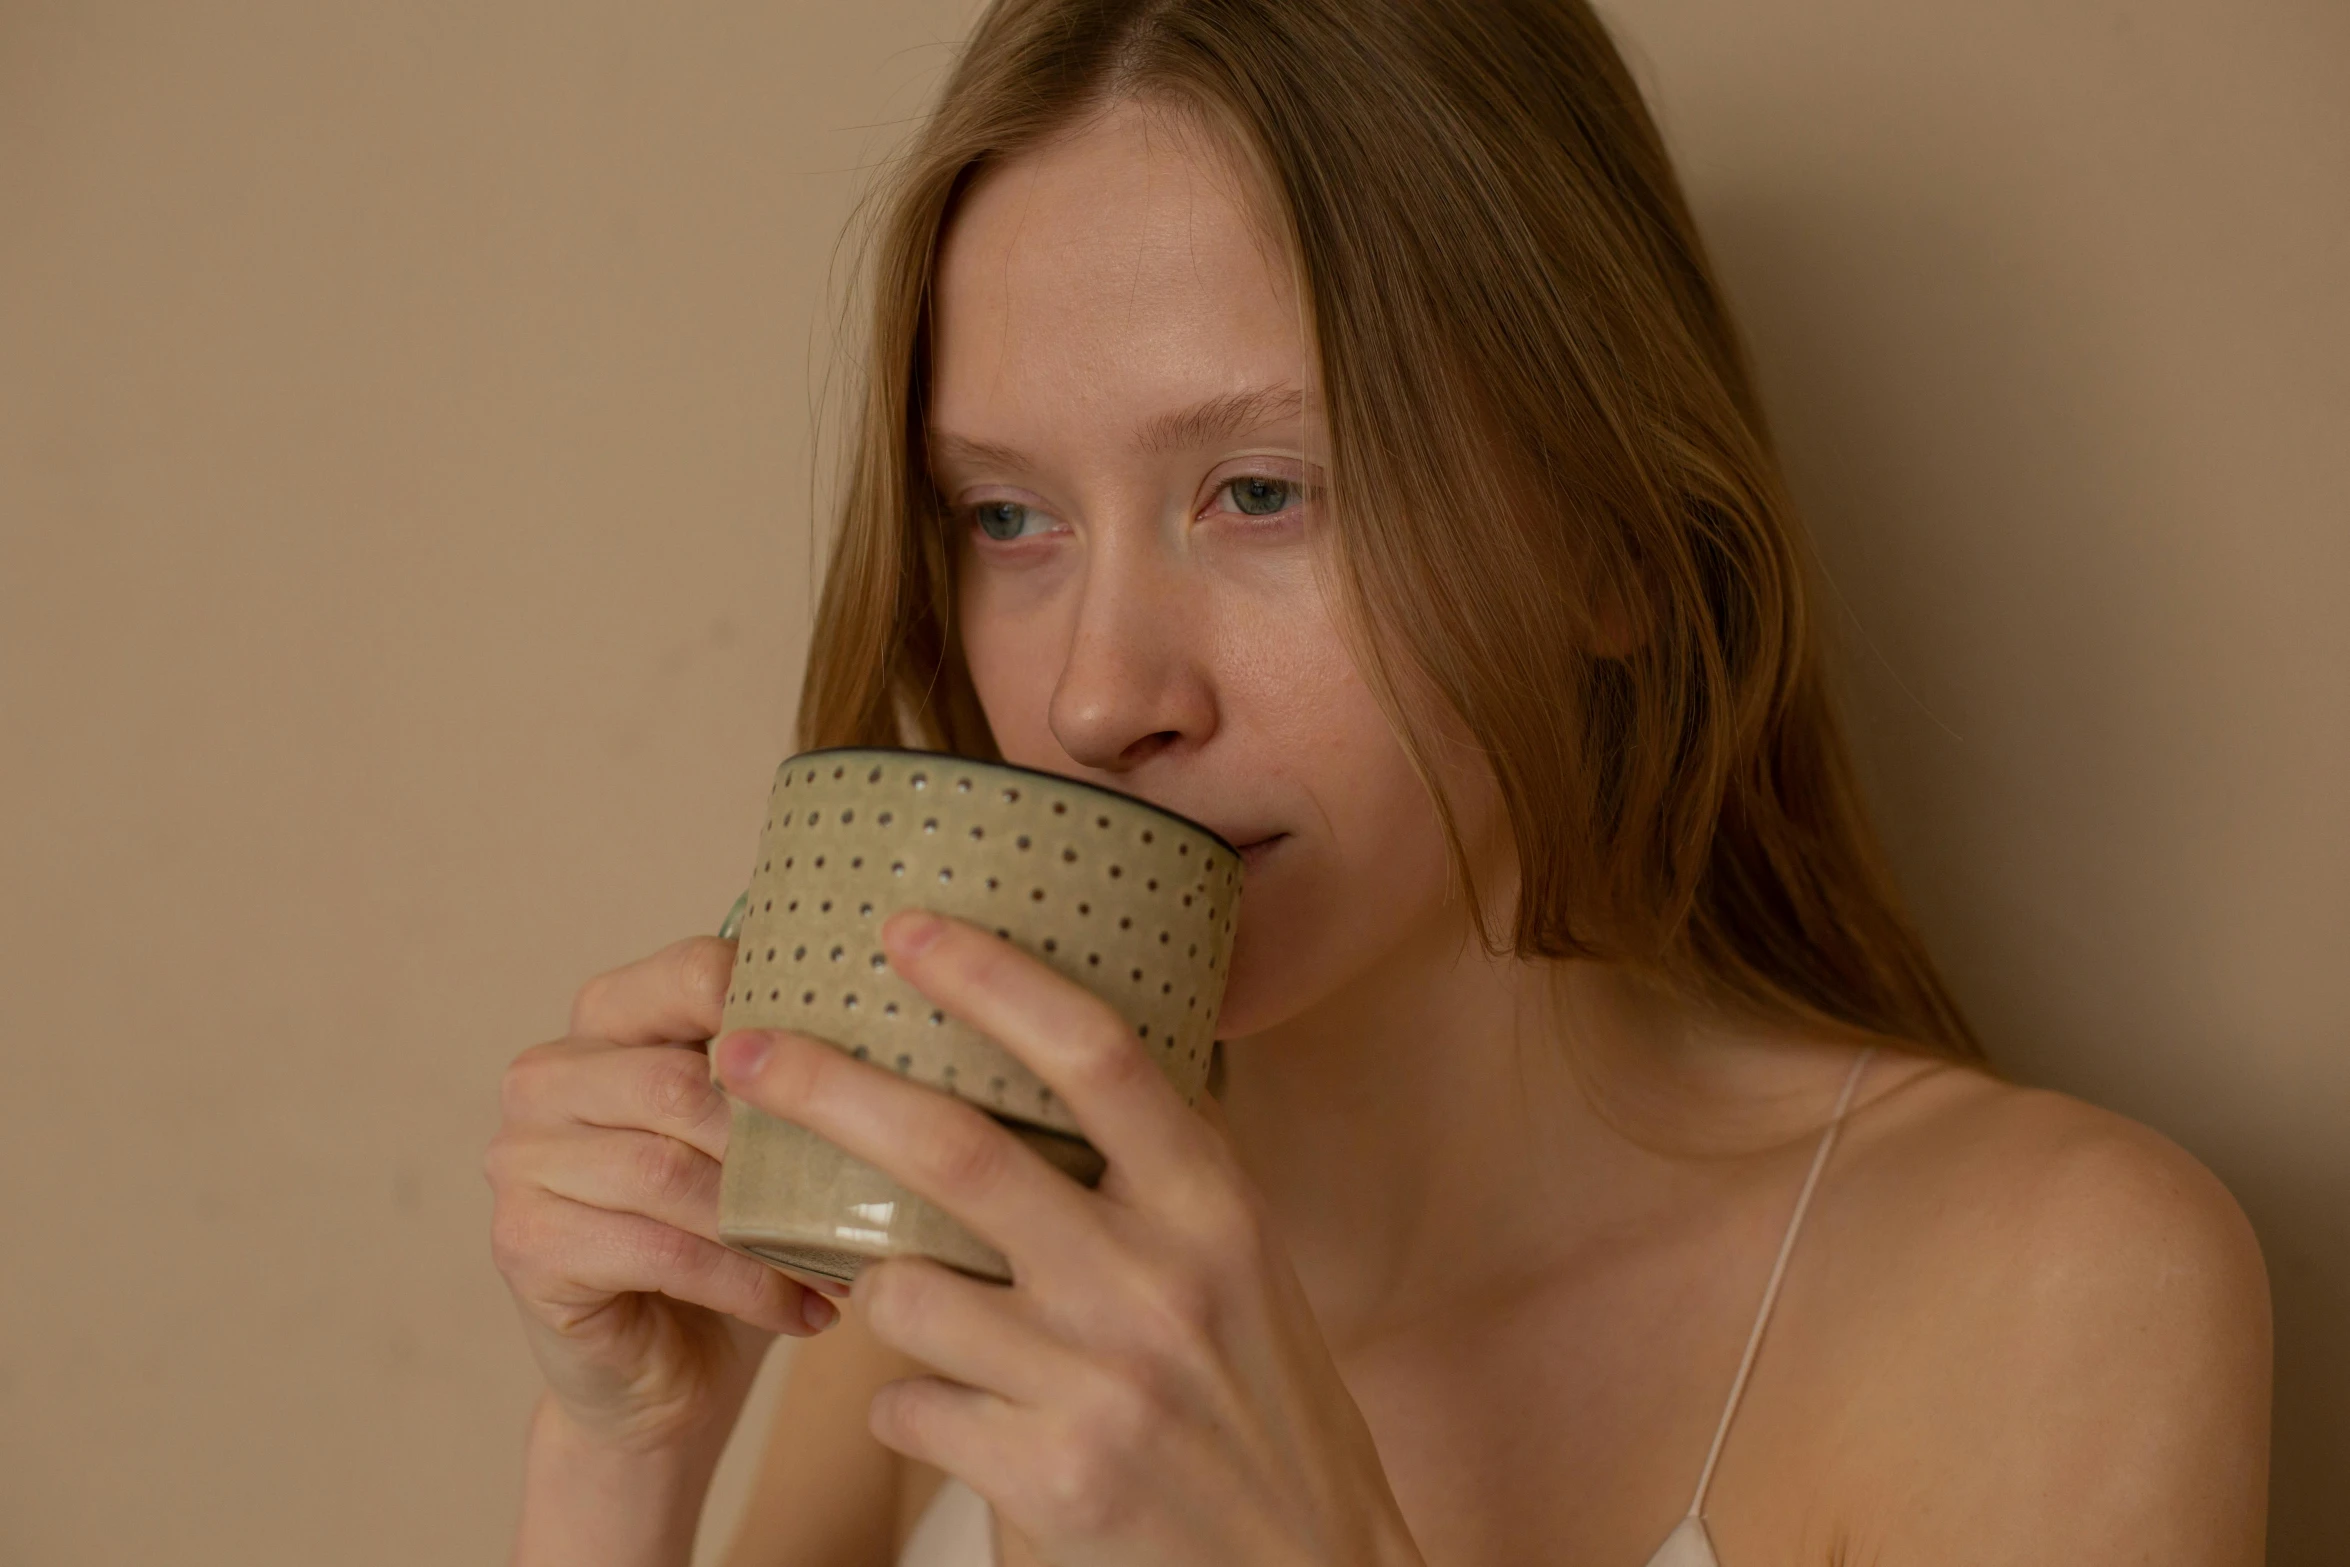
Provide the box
[1045,527,1217,776]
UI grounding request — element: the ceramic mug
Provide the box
[709,746,1243,1291]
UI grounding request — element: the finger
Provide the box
[508,1189,817,1338]
[713,1028,1107,1286]
[853,1253,1085,1410]
[863,1370,1024,1487]
[521,1122,727,1249]
[570,935,738,1046]
[861,1369,1113,1537]
[877,910,1223,1205]
[502,1040,734,1164]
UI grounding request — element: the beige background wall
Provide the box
[1,1,2340,1561]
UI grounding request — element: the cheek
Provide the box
[956,566,1064,753]
[1215,638,1467,1033]
[953,565,1486,1033]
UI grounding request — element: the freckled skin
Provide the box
[918,97,2272,1567]
[930,100,1495,1054]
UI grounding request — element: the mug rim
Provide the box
[778,744,1243,858]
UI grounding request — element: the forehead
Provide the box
[929,100,1313,434]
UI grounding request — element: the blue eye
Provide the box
[1225,477,1294,516]
[972,501,1035,541]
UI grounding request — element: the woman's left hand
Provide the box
[711,907,1427,1567]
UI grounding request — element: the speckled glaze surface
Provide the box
[712,747,1242,1288]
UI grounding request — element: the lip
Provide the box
[1237,832,1288,868]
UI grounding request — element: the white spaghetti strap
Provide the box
[1682,1046,1877,1520]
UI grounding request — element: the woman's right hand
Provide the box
[484,933,842,1457]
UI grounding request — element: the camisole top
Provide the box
[896,1048,1878,1567]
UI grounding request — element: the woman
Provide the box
[484,2,2273,1563]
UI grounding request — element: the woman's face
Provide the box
[927,98,1510,1041]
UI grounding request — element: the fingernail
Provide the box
[715,1031,773,1086]
[801,1292,839,1332]
[886,908,945,956]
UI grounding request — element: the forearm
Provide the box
[511,1391,729,1567]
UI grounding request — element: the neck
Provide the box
[1212,918,1885,1355]
[1212,909,1595,1353]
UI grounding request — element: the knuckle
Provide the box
[1091,1355,1171,1447]
[952,939,1031,1019]
[1135,1262,1219,1349]
[568,970,622,1037]
[856,1262,902,1334]
[488,1199,546,1278]
[928,1112,1013,1196]
[1077,1021,1161,1099]
[1108,1338,1202,1455]
[638,1052,716,1128]
[865,1379,903,1444]
[498,1044,559,1122]
[675,937,737,1015]
[480,1132,515,1191]
[642,1216,709,1281]
[634,1134,707,1210]
[1032,1426,1121,1535]
[1196,1180,1265,1256]
[868,1375,937,1453]
[1166,1160,1263,1257]
[856,1260,924,1341]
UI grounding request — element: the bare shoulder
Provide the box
[1840,1059,2270,1308]
[1815,1058,2272,1562]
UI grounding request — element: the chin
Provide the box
[1207,843,1476,1046]
[1208,974,1277,1042]
[1207,892,1329,1041]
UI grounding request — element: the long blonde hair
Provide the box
[793,0,1980,1059]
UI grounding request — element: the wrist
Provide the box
[511,1391,730,1567]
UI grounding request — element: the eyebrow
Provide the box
[927,381,1306,475]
